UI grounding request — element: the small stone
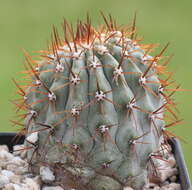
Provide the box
[2,183,14,190]
[33,176,41,186]
[145,186,160,190]
[20,150,27,159]
[0,161,7,169]
[13,145,24,156]
[1,170,14,178]
[42,186,64,190]
[170,175,177,182]
[160,168,178,182]
[13,145,27,159]
[40,166,55,183]
[12,183,24,190]
[123,187,134,190]
[0,174,10,188]
[161,182,181,190]
[14,166,29,175]
[22,177,40,190]
[148,183,157,188]
[0,145,9,152]
[143,182,160,190]
[6,164,18,172]
[10,174,22,184]
[26,132,38,144]
[23,173,34,178]
[153,156,175,170]
[167,156,176,168]
[0,150,14,161]
[8,156,26,166]
[168,183,181,190]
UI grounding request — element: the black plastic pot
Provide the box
[0,133,191,190]
[169,138,191,190]
[0,132,25,151]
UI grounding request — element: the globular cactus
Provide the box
[13,14,181,190]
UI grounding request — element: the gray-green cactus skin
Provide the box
[16,17,173,190]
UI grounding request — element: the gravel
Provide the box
[40,167,55,184]
[0,143,181,190]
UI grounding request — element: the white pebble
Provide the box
[14,166,29,175]
[42,186,64,190]
[160,168,178,182]
[0,145,9,152]
[13,145,27,158]
[22,177,40,190]
[3,183,14,190]
[8,156,26,166]
[13,145,24,156]
[161,182,181,190]
[0,174,10,188]
[12,183,24,190]
[1,170,14,178]
[167,155,176,168]
[168,183,181,190]
[0,160,7,169]
[26,132,38,144]
[10,174,22,184]
[40,166,55,183]
[6,164,18,172]
[0,150,14,161]
[154,187,160,190]
[33,176,41,185]
[143,183,160,190]
[123,187,134,190]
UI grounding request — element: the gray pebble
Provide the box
[40,166,55,183]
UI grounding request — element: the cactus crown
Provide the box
[12,13,182,190]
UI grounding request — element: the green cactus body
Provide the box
[14,15,177,190]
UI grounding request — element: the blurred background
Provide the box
[0,0,191,178]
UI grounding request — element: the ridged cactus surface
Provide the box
[13,14,181,190]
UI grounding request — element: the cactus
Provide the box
[13,14,181,190]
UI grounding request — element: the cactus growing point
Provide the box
[12,14,182,190]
